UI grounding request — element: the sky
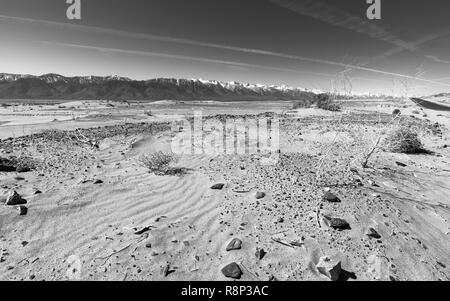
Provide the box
[0,0,450,96]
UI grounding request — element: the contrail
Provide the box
[2,14,450,87]
[40,41,334,78]
[269,0,450,65]
[269,0,418,52]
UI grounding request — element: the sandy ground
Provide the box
[0,98,449,281]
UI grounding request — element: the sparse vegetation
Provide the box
[139,151,179,175]
[384,126,424,154]
[292,94,316,109]
[316,94,342,112]
[292,93,341,111]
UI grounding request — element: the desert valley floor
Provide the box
[0,98,449,281]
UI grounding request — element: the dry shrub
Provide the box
[384,127,424,153]
[316,94,342,112]
[292,93,341,111]
[292,94,316,109]
[139,151,177,175]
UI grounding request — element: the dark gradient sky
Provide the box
[0,0,450,95]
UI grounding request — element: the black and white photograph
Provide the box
[0,0,449,284]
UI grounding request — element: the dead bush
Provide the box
[292,94,316,109]
[316,94,342,112]
[384,127,424,154]
[292,93,341,111]
[139,151,178,175]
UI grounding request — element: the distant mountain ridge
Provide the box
[0,73,317,101]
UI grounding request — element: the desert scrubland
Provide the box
[0,98,449,281]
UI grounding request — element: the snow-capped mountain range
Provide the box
[0,73,318,101]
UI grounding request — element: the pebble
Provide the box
[221,263,242,279]
[226,238,242,251]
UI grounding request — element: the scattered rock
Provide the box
[4,191,27,206]
[211,183,225,190]
[323,191,341,203]
[162,263,172,277]
[255,248,266,260]
[226,238,242,251]
[395,161,407,167]
[274,217,284,223]
[367,180,379,187]
[221,262,242,279]
[255,192,266,199]
[18,206,28,216]
[366,228,381,239]
[316,255,342,281]
[268,274,278,281]
[322,215,351,230]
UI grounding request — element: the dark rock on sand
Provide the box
[366,228,381,239]
[4,191,27,206]
[316,255,342,281]
[323,215,351,230]
[255,248,266,260]
[211,183,225,190]
[226,238,242,251]
[18,206,28,216]
[221,263,242,279]
[255,192,266,199]
[323,191,341,203]
[396,161,407,167]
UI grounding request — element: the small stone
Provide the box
[221,263,242,279]
[323,215,351,230]
[366,228,381,239]
[162,263,171,277]
[226,238,242,251]
[396,161,407,167]
[210,183,225,190]
[145,242,152,248]
[268,274,278,281]
[316,255,342,281]
[255,248,266,260]
[18,206,28,216]
[323,191,340,203]
[255,192,266,199]
[275,217,284,223]
[5,191,27,206]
